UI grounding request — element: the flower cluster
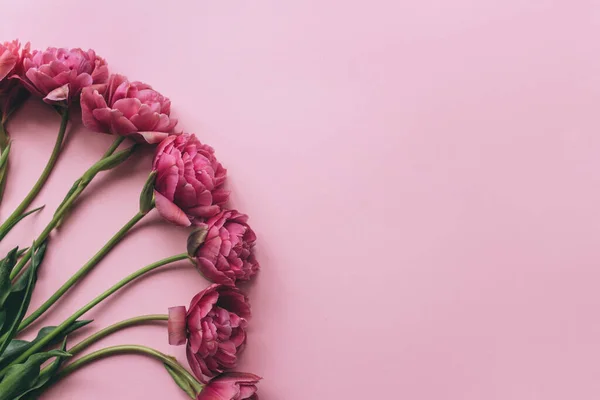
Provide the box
[0,40,261,400]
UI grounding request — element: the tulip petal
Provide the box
[43,83,69,103]
[197,257,235,286]
[137,131,170,144]
[211,189,230,205]
[168,306,188,346]
[113,98,141,119]
[188,205,221,218]
[154,190,191,227]
[0,51,17,81]
[130,105,159,130]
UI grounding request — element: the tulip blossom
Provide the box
[0,40,30,120]
[153,133,229,226]
[18,47,108,104]
[81,74,177,144]
[168,284,250,383]
[189,210,259,286]
[197,372,261,400]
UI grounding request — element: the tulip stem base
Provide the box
[0,108,69,241]
[18,210,148,332]
[8,253,190,367]
[54,345,203,397]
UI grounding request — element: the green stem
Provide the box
[102,135,125,158]
[18,210,148,332]
[50,135,123,220]
[0,120,9,149]
[0,122,10,204]
[9,136,129,280]
[67,314,168,357]
[8,253,189,367]
[0,109,69,241]
[55,345,203,395]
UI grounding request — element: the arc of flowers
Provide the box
[0,40,262,400]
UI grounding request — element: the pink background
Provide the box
[2,1,600,399]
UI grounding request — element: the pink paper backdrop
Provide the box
[2,1,600,399]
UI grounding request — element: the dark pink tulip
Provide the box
[196,372,261,400]
[18,47,108,104]
[190,210,259,286]
[168,284,250,383]
[81,74,177,144]
[153,134,229,226]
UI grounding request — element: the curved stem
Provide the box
[18,211,148,332]
[48,136,123,221]
[102,135,125,158]
[0,122,10,204]
[68,314,168,357]
[0,109,69,241]
[9,253,189,366]
[9,136,131,280]
[55,345,203,394]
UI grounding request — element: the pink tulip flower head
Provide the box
[196,372,261,400]
[18,47,108,105]
[153,133,229,226]
[0,40,30,120]
[81,74,177,144]
[168,284,250,383]
[188,210,259,286]
[0,40,22,83]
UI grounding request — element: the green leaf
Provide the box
[12,338,69,400]
[0,247,20,308]
[164,364,197,399]
[53,178,81,218]
[139,170,157,214]
[0,141,12,171]
[81,145,137,183]
[0,319,92,369]
[0,206,45,243]
[0,311,5,334]
[0,350,70,400]
[0,243,47,356]
[15,248,29,259]
[187,226,209,258]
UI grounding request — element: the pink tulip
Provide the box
[81,74,177,144]
[153,134,229,226]
[0,40,30,120]
[190,210,259,286]
[0,40,21,83]
[18,47,108,104]
[168,284,250,383]
[196,372,261,400]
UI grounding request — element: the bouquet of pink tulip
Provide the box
[0,40,261,400]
